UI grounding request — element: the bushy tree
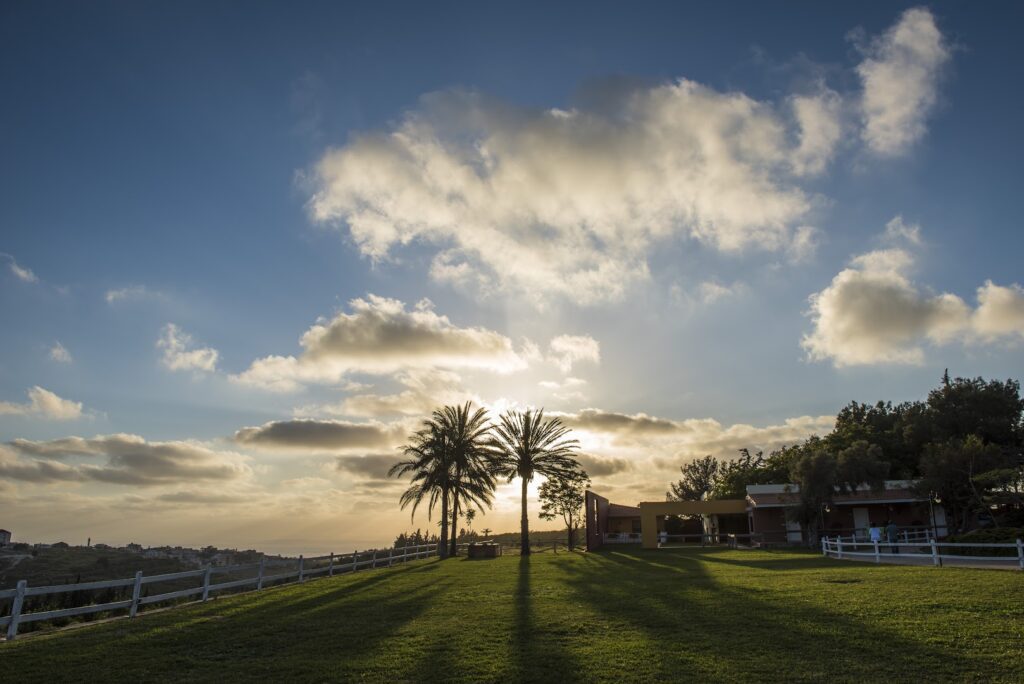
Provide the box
[539,466,591,550]
[667,455,718,505]
[917,435,1012,533]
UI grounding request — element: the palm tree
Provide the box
[389,418,453,558]
[436,403,498,557]
[492,408,580,554]
[481,527,492,539]
[390,403,499,559]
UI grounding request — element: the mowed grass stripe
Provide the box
[4,548,1023,682]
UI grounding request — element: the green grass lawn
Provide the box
[5,547,1023,682]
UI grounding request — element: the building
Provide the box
[0,529,11,547]
[585,481,947,550]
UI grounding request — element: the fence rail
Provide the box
[1,543,437,641]
[822,536,1024,570]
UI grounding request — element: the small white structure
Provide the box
[0,529,11,546]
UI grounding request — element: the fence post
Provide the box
[388,547,393,568]
[352,550,358,573]
[1016,539,1023,571]
[6,579,27,641]
[130,570,143,618]
[298,555,305,583]
[371,549,377,569]
[821,536,827,556]
[202,565,212,602]
[930,539,941,567]
[328,552,335,577]
[873,541,880,564]
[257,557,265,590]
[836,537,843,560]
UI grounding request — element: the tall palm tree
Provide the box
[389,419,453,558]
[436,402,498,557]
[390,402,499,559]
[492,408,580,555]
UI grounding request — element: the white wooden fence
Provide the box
[0,543,437,642]
[822,536,1024,570]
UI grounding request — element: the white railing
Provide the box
[833,528,934,545]
[604,533,642,544]
[821,536,1024,570]
[0,543,437,642]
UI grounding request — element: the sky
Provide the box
[2,1,1024,554]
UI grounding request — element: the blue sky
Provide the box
[2,2,1023,553]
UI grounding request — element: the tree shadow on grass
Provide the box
[560,549,1011,682]
[658,547,842,572]
[6,561,450,682]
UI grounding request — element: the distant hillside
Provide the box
[0,546,191,590]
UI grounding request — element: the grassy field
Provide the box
[4,546,1023,682]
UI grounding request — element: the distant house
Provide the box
[0,529,11,547]
[125,543,144,554]
[586,481,947,550]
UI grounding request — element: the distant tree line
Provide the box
[389,403,589,555]
[668,372,1024,538]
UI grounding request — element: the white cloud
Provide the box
[883,215,922,245]
[698,280,745,305]
[803,223,1024,366]
[788,225,821,263]
[308,80,833,306]
[233,295,526,392]
[319,369,478,418]
[0,386,83,420]
[790,88,844,175]
[2,253,39,283]
[548,335,600,373]
[105,285,165,304]
[158,324,219,373]
[49,341,72,364]
[856,7,950,156]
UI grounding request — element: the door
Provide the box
[853,507,870,539]
[785,520,803,544]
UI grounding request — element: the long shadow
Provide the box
[509,554,583,682]
[6,559,450,682]
[560,548,1012,681]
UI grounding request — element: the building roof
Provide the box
[747,487,926,508]
[606,503,641,517]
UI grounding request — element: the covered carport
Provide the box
[639,500,748,549]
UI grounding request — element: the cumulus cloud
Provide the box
[157,324,219,373]
[856,7,950,156]
[548,335,601,373]
[3,434,250,485]
[233,418,407,452]
[49,341,72,364]
[307,79,835,306]
[2,253,39,283]
[790,89,844,175]
[0,386,83,420]
[802,224,1024,366]
[308,369,478,419]
[233,295,526,391]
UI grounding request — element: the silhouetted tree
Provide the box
[492,409,580,554]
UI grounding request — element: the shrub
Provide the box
[944,528,1023,557]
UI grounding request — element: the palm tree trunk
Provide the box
[439,486,449,559]
[520,476,530,555]
[450,495,460,558]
